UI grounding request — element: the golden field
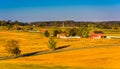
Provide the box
[0,31,120,69]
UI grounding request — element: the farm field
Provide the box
[0,31,120,69]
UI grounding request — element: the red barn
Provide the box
[90,31,104,39]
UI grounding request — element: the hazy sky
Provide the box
[0,0,120,22]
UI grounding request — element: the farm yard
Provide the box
[0,31,120,69]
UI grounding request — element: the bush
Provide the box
[44,30,50,37]
[53,30,61,37]
[5,40,21,56]
[47,37,56,50]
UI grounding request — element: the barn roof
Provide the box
[93,31,104,34]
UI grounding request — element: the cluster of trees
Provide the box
[31,21,120,29]
[0,20,120,31]
[44,26,89,38]
[65,27,89,38]
[0,20,32,31]
[0,20,28,26]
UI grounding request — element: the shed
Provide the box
[90,31,104,39]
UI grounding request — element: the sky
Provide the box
[0,0,120,22]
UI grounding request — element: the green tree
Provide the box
[44,30,50,37]
[7,25,13,30]
[87,23,95,30]
[47,37,56,50]
[53,30,61,37]
[5,40,21,56]
[68,28,78,36]
[112,24,119,31]
[77,27,89,38]
[0,20,7,26]
[13,21,19,30]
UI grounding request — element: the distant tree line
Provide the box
[0,20,120,30]
[31,21,120,29]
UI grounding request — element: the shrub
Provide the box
[53,30,61,37]
[47,37,56,50]
[5,40,21,56]
[44,30,50,37]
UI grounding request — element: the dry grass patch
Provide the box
[0,31,120,68]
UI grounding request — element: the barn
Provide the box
[90,31,104,39]
[57,33,67,38]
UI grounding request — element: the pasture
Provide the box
[0,31,120,69]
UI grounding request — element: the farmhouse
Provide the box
[57,33,67,38]
[90,31,104,39]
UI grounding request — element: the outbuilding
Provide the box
[90,31,104,39]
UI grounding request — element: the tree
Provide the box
[47,37,56,50]
[77,27,89,38]
[87,23,95,30]
[44,30,50,37]
[53,30,61,37]
[68,28,78,36]
[7,25,13,30]
[5,40,21,56]
[0,20,7,26]
[13,21,19,30]
[112,24,119,31]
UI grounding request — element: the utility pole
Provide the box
[63,21,65,27]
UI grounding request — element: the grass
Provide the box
[0,63,110,69]
[0,31,120,69]
[0,63,69,69]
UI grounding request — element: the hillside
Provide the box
[0,31,120,69]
